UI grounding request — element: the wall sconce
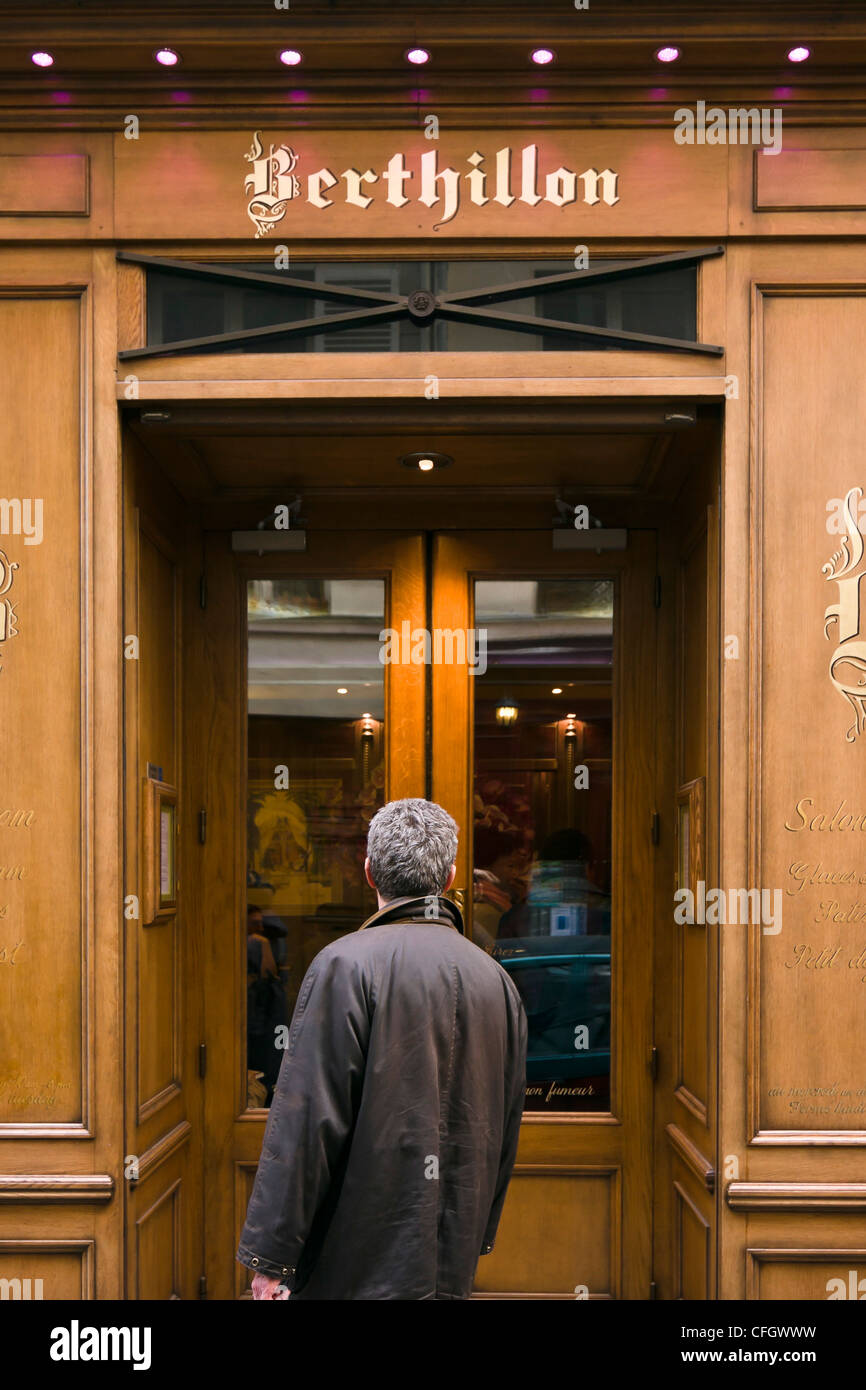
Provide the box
[564,713,578,742]
[496,703,519,726]
[360,712,376,739]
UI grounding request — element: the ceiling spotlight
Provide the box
[400,451,453,471]
[154,48,180,67]
[337,687,348,695]
[406,47,430,65]
[531,47,556,66]
[552,687,563,695]
[655,46,680,63]
[787,45,810,63]
[31,51,54,68]
[279,49,303,66]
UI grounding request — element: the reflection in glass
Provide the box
[473,579,614,1113]
[245,578,385,1108]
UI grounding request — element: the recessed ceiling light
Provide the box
[337,687,348,695]
[552,687,563,694]
[787,45,810,63]
[655,45,680,63]
[279,49,303,66]
[154,48,180,67]
[400,451,453,471]
[31,51,54,68]
[406,47,430,65]
[531,47,556,66]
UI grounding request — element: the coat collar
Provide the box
[358,894,464,936]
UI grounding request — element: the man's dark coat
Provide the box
[237,895,528,1300]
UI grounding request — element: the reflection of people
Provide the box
[237,798,527,1301]
[246,905,289,1106]
[499,829,611,938]
[472,824,528,951]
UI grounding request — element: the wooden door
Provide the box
[432,531,658,1300]
[198,524,657,1299]
[123,439,205,1299]
[194,530,426,1299]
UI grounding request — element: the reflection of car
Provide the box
[493,936,611,1080]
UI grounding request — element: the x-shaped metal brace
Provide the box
[117,246,724,360]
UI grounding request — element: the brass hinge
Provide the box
[650,1045,659,1080]
[198,1042,207,1079]
[199,1273,207,1299]
[649,1280,658,1300]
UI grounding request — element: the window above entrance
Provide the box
[118,248,723,359]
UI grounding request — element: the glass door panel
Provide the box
[245,577,386,1107]
[472,578,614,1113]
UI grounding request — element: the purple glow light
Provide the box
[279,49,302,67]
[531,47,555,66]
[787,45,810,63]
[655,46,680,63]
[406,47,430,66]
[154,48,179,67]
[31,51,54,68]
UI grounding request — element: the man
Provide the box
[236,797,528,1301]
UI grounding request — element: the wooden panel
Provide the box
[123,428,203,1301]
[0,154,89,216]
[114,129,728,240]
[754,148,866,213]
[134,1179,182,1300]
[472,1168,619,1298]
[0,295,86,1134]
[675,519,711,1122]
[674,1180,711,1300]
[747,1249,866,1301]
[0,1240,95,1299]
[751,293,866,1144]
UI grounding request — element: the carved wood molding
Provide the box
[0,1174,113,1203]
[133,1119,191,1185]
[729,1182,866,1211]
[665,1122,715,1191]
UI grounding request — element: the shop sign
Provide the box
[243,130,619,237]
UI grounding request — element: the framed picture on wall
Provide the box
[142,777,178,924]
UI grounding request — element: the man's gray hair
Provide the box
[366,798,459,902]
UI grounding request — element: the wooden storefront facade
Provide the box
[1,1,866,1300]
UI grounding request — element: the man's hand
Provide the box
[251,1273,290,1300]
